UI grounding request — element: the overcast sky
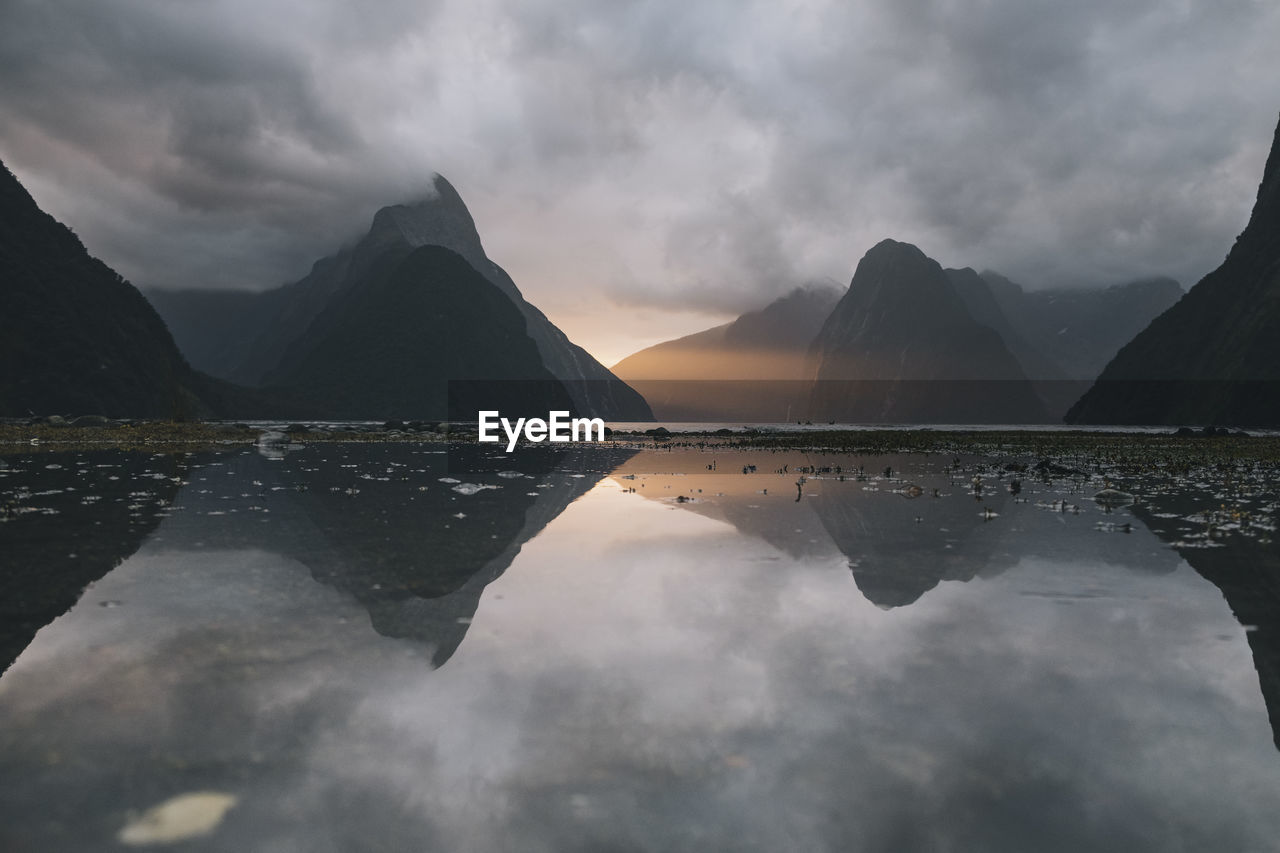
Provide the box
[2,0,1278,364]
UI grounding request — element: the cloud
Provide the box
[1,0,1279,358]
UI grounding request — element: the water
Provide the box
[2,442,1279,851]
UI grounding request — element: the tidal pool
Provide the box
[2,442,1279,851]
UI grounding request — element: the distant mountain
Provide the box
[611,284,840,420]
[151,176,652,420]
[945,269,1068,382]
[1067,111,1280,426]
[945,268,1182,419]
[805,239,1047,423]
[963,271,1184,381]
[0,158,246,418]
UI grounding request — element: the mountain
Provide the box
[610,284,840,420]
[614,284,840,380]
[805,239,1047,423]
[1067,111,1280,426]
[143,286,291,379]
[946,268,1182,419]
[0,159,201,417]
[267,245,574,419]
[151,175,652,420]
[961,271,1184,381]
[945,269,1069,381]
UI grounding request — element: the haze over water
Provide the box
[2,442,1279,851]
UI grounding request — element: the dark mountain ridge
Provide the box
[268,244,574,419]
[1067,110,1280,426]
[0,158,250,418]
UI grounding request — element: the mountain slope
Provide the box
[144,286,291,379]
[1067,111,1280,426]
[806,239,1046,423]
[973,272,1184,382]
[614,285,839,380]
[611,285,839,420]
[945,268,1068,381]
[947,268,1182,419]
[270,245,574,419]
[0,158,215,418]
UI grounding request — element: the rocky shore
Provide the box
[4,418,1279,468]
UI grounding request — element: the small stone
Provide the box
[117,791,237,845]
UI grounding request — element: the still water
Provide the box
[2,442,1279,851]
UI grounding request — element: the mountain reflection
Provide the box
[4,446,1280,851]
[611,451,1182,608]
[1131,496,1280,751]
[164,442,634,666]
[2,443,634,671]
[616,449,1280,753]
[0,450,184,674]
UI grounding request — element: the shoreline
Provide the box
[4,420,1280,463]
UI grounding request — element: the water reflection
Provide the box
[1,446,1279,851]
[0,451,184,674]
[1129,488,1280,752]
[147,443,634,665]
[610,452,1181,607]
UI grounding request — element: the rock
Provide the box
[117,791,237,845]
[1033,458,1085,478]
[645,427,671,438]
[285,423,310,434]
[1174,426,1197,436]
[69,414,111,427]
[255,430,287,446]
[383,420,405,431]
[451,483,500,496]
[1094,488,1136,507]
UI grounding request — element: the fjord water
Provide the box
[2,444,1280,851]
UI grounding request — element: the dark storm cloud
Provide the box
[0,0,440,288]
[1,0,1278,331]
